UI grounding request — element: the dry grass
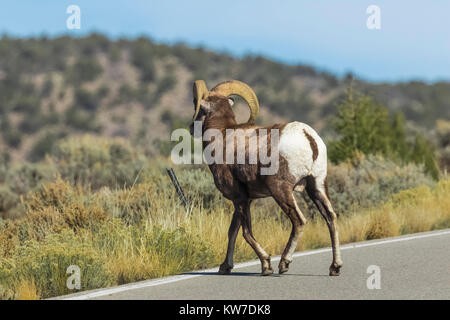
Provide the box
[16,279,40,300]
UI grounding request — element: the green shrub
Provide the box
[410,134,440,180]
[0,186,21,219]
[6,162,55,195]
[0,160,56,219]
[0,230,113,299]
[50,135,148,190]
[28,130,65,162]
[0,162,55,219]
[100,182,159,225]
[131,38,156,82]
[74,88,99,111]
[436,119,450,172]
[67,57,103,84]
[323,154,435,215]
[40,77,53,98]
[0,154,9,183]
[154,75,176,100]
[2,128,22,148]
[64,106,101,131]
[176,166,225,209]
[98,165,223,225]
[115,84,154,108]
[18,113,46,134]
[96,85,109,100]
[11,95,40,113]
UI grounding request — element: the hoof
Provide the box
[218,263,233,275]
[261,267,274,276]
[329,265,341,276]
[261,257,273,276]
[278,259,290,274]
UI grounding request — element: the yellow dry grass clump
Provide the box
[16,280,40,300]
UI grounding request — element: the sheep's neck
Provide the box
[201,113,262,159]
[204,110,237,129]
[202,113,236,151]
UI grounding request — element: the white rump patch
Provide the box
[278,122,327,182]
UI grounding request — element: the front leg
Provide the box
[219,210,241,275]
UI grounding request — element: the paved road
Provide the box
[60,229,450,300]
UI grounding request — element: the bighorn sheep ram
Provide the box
[189,80,342,276]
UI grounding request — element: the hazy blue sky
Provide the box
[0,1,449,82]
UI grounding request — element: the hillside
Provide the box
[1,34,450,300]
[0,33,449,162]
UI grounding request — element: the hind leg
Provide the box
[306,176,343,276]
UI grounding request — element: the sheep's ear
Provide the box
[228,97,235,106]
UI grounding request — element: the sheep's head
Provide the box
[189,80,260,137]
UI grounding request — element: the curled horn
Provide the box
[210,80,260,124]
[192,80,209,121]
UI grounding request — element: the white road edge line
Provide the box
[61,228,450,300]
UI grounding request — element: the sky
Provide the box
[0,1,449,83]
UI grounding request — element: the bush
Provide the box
[0,230,113,299]
[67,57,103,84]
[0,162,55,219]
[101,182,160,225]
[2,128,22,148]
[154,75,176,100]
[73,88,99,111]
[298,154,435,216]
[1,177,108,253]
[50,135,148,190]
[410,134,440,180]
[18,116,43,134]
[0,186,21,219]
[99,166,225,225]
[12,95,40,113]
[28,130,65,162]
[131,38,156,82]
[436,119,450,172]
[5,162,55,195]
[64,106,101,132]
[40,77,53,98]
[24,178,107,235]
[115,84,154,108]
[0,154,8,183]
[176,167,225,209]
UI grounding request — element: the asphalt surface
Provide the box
[60,229,450,300]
